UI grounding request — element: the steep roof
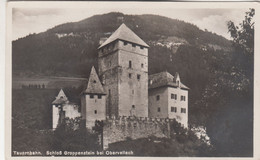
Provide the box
[82,66,106,95]
[52,89,69,105]
[98,23,149,49]
[149,71,189,90]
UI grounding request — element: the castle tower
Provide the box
[52,89,69,130]
[52,89,81,130]
[98,23,149,118]
[81,66,106,129]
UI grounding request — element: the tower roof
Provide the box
[52,89,69,105]
[82,66,106,95]
[98,23,149,49]
[148,71,189,90]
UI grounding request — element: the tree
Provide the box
[227,8,254,80]
[227,8,254,56]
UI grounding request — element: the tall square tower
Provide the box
[98,24,149,118]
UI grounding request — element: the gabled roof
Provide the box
[98,23,149,49]
[81,66,106,95]
[52,89,69,105]
[149,71,189,90]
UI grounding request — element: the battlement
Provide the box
[103,116,173,149]
[105,116,173,124]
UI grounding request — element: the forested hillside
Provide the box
[12,11,253,156]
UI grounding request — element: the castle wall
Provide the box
[84,94,106,129]
[167,87,188,128]
[98,42,119,118]
[52,105,60,130]
[100,68,119,118]
[117,40,148,57]
[148,87,169,118]
[81,96,86,119]
[118,47,148,117]
[103,116,170,149]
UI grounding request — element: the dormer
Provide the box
[174,72,181,88]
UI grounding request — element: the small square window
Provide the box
[94,110,97,114]
[156,95,160,101]
[171,107,177,112]
[90,95,94,98]
[181,108,186,113]
[141,63,144,68]
[132,44,136,47]
[93,80,96,83]
[98,95,102,99]
[140,46,144,49]
[137,74,141,80]
[124,41,128,45]
[129,73,132,78]
[171,94,177,100]
[132,105,135,109]
[158,107,161,112]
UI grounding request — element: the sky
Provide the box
[12,2,251,40]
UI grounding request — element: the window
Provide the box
[177,80,180,87]
[140,46,144,49]
[90,95,94,99]
[132,44,136,47]
[181,108,186,113]
[141,63,144,68]
[129,73,132,78]
[98,95,102,99]
[129,61,132,68]
[137,74,141,80]
[132,105,135,109]
[156,95,160,101]
[94,110,97,114]
[124,41,128,45]
[171,107,177,113]
[171,94,177,100]
[93,80,96,83]
[158,107,161,112]
[181,96,186,101]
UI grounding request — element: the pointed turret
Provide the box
[98,23,149,49]
[52,89,69,105]
[82,66,106,95]
[80,66,106,129]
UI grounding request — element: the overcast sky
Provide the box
[12,2,250,40]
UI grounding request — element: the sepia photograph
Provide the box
[5,1,259,159]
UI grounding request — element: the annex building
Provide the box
[52,23,189,131]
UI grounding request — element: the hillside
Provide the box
[12,12,253,156]
[12,12,231,78]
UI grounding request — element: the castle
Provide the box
[52,24,189,139]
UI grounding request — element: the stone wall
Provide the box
[103,116,171,149]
